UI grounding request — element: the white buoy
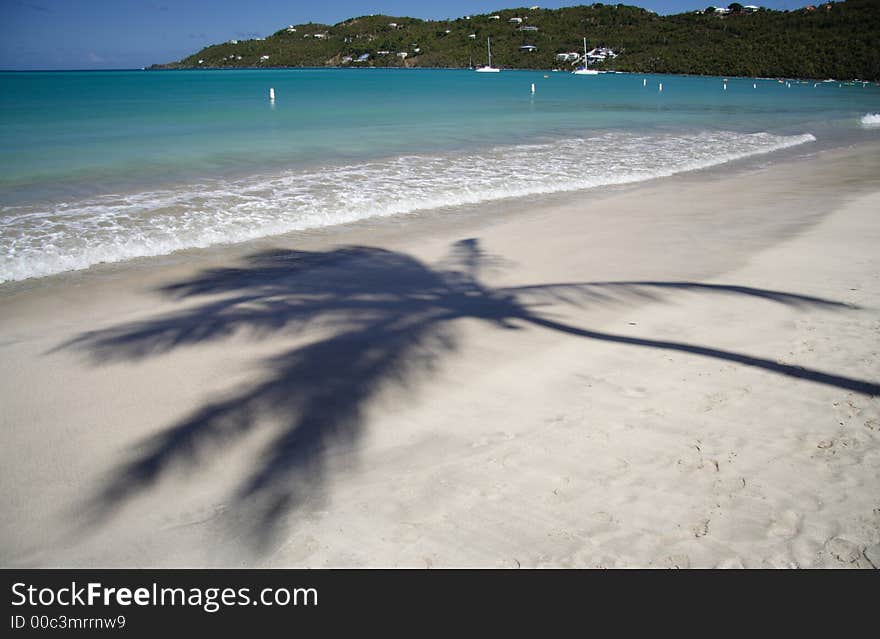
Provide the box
[643,78,647,87]
[269,87,275,101]
[723,82,727,91]
[753,83,757,89]
[531,82,535,94]
[658,82,663,92]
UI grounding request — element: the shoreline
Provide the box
[13,67,872,84]
[0,133,859,294]
[144,66,880,85]
[1,139,878,567]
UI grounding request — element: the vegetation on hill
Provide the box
[151,1,880,80]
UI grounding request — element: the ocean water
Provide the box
[1,68,879,282]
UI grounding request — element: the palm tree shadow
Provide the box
[60,239,879,554]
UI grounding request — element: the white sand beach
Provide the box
[1,142,878,568]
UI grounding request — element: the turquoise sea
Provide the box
[1,68,879,282]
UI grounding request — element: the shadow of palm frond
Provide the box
[60,238,878,552]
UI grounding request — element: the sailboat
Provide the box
[572,37,599,75]
[475,37,500,72]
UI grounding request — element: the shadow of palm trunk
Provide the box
[524,315,880,396]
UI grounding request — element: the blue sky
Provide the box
[1,0,811,70]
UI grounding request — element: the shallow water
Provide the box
[2,68,879,282]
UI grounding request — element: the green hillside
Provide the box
[151,1,880,80]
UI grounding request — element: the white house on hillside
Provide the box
[555,52,580,63]
[587,47,618,63]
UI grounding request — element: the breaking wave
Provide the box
[0,130,815,282]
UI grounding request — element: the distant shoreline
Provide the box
[28,66,865,84]
[3,66,876,85]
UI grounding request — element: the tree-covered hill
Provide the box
[151,1,880,80]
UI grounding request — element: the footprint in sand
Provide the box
[768,510,802,539]
[587,511,619,535]
[824,537,863,565]
[863,544,880,569]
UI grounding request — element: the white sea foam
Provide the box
[0,130,815,282]
[861,113,880,127]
